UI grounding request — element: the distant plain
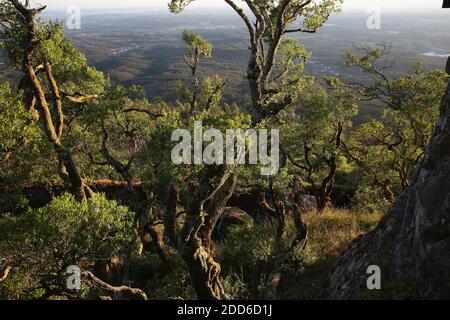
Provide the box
[2,10,449,107]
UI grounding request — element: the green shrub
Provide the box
[352,185,392,214]
[129,249,195,300]
[0,193,134,299]
[218,220,292,299]
[221,270,248,300]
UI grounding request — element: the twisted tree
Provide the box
[0,0,104,201]
[171,0,341,123]
[181,30,212,113]
[169,0,341,300]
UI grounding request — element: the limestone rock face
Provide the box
[329,63,450,299]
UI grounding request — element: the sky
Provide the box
[35,0,445,13]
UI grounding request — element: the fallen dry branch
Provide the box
[0,266,11,283]
[83,271,148,300]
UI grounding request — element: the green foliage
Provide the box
[0,18,107,95]
[0,14,108,189]
[129,250,195,300]
[168,0,193,14]
[0,20,108,107]
[38,22,107,95]
[182,29,212,58]
[170,0,343,30]
[176,74,228,111]
[147,108,253,197]
[0,1,447,301]
[352,185,392,214]
[0,82,36,154]
[0,82,50,210]
[346,54,448,201]
[220,221,279,271]
[280,77,358,205]
[0,194,134,299]
[221,272,248,300]
[302,0,343,29]
[218,221,284,299]
[346,45,384,72]
[278,39,310,75]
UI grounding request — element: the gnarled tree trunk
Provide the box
[7,0,89,202]
[329,59,450,299]
[178,165,238,300]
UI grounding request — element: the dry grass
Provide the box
[304,208,383,259]
[217,207,385,299]
[278,208,384,299]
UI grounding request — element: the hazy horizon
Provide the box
[34,0,446,14]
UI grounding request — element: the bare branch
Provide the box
[45,62,64,139]
[83,270,148,300]
[0,266,11,283]
[122,108,163,118]
[224,0,255,45]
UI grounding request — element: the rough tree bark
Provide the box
[7,0,89,202]
[183,47,200,113]
[174,1,316,299]
[97,124,176,271]
[329,58,450,299]
[164,180,181,246]
[265,177,308,300]
[315,122,343,211]
[17,74,39,119]
[168,0,337,300]
[178,165,238,300]
[258,179,287,242]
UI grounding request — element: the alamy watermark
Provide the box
[366,265,381,290]
[66,265,81,290]
[171,121,280,176]
[66,5,81,30]
[367,5,382,30]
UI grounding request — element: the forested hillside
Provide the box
[0,0,449,301]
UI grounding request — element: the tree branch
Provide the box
[83,270,148,300]
[0,266,11,283]
[45,62,64,139]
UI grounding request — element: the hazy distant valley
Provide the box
[2,10,450,105]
